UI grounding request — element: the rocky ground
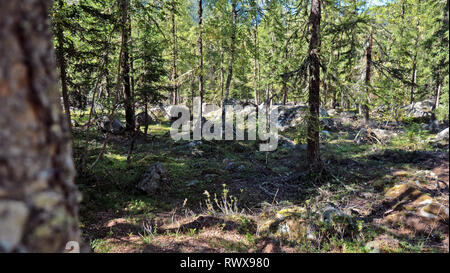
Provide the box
[72,104,449,253]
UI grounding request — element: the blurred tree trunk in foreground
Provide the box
[0,0,82,253]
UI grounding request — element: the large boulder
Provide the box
[97,115,125,134]
[371,129,398,142]
[136,163,169,195]
[135,112,153,128]
[277,105,329,132]
[429,127,449,148]
[434,127,449,142]
[403,99,434,118]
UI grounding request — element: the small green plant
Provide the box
[91,239,113,253]
[188,228,197,236]
[203,184,241,215]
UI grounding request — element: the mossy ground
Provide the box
[72,109,449,253]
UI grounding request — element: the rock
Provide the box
[277,105,329,132]
[383,183,449,233]
[0,201,29,252]
[420,202,449,222]
[385,184,427,201]
[137,163,169,195]
[365,235,400,253]
[365,240,380,253]
[384,184,433,206]
[97,115,125,134]
[258,206,315,241]
[188,141,203,147]
[434,127,449,142]
[225,162,235,170]
[322,206,346,223]
[403,99,434,118]
[187,180,199,187]
[204,174,216,180]
[135,112,153,128]
[371,129,398,142]
[354,127,396,144]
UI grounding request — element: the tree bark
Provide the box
[121,0,134,131]
[363,27,372,125]
[220,43,224,101]
[410,20,420,104]
[221,0,237,133]
[306,0,322,169]
[55,0,72,133]
[0,0,82,252]
[171,1,178,105]
[198,0,203,132]
[253,17,259,106]
[224,0,237,102]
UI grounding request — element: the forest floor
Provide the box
[72,110,449,253]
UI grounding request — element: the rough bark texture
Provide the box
[222,0,237,134]
[224,0,237,102]
[171,2,178,105]
[221,0,237,134]
[363,27,372,125]
[55,0,71,133]
[121,0,134,131]
[306,0,322,169]
[198,0,203,132]
[253,19,259,106]
[0,0,82,252]
[220,43,224,101]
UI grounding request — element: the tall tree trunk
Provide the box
[410,57,417,104]
[221,0,237,133]
[410,20,420,104]
[363,27,372,125]
[220,43,224,101]
[171,1,178,105]
[253,18,259,106]
[198,0,203,132]
[121,0,134,131]
[55,0,72,133]
[224,0,237,102]
[282,30,289,105]
[306,0,322,169]
[0,0,82,252]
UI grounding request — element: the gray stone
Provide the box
[188,180,199,187]
[371,129,398,142]
[365,241,380,253]
[225,162,235,170]
[135,112,153,128]
[137,163,169,195]
[97,115,125,134]
[403,100,434,118]
[434,127,449,141]
[204,174,216,179]
[322,206,346,223]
